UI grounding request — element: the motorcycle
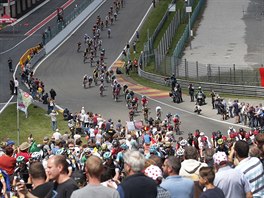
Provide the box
[195,92,206,106]
[169,89,181,103]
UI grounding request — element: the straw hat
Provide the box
[19,142,30,151]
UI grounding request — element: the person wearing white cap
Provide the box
[145,165,171,198]
[52,128,62,141]
[213,152,252,198]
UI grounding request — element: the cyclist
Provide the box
[173,114,181,135]
[156,106,162,121]
[166,112,172,124]
[141,95,148,110]
[143,107,149,123]
[129,109,134,121]
[93,70,99,86]
[99,82,104,96]
[107,28,111,38]
[88,76,93,87]
[131,97,138,112]
[77,42,81,52]
[83,74,88,88]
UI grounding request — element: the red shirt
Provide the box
[16,151,31,163]
[0,155,16,175]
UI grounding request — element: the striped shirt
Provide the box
[235,157,264,197]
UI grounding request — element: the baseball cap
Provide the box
[145,165,163,181]
[6,140,15,146]
[213,152,227,165]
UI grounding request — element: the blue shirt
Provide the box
[160,175,194,198]
[214,165,251,198]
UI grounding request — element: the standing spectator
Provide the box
[117,150,157,198]
[255,133,264,166]
[213,152,252,198]
[14,77,19,95]
[152,0,156,8]
[233,140,264,197]
[71,156,119,198]
[188,83,194,102]
[9,79,14,95]
[198,167,225,198]
[50,88,57,100]
[0,146,16,177]
[16,142,31,163]
[179,146,207,198]
[50,110,59,131]
[233,100,240,124]
[133,41,136,54]
[8,57,13,72]
[170,74,177,92]
[52,129,62,141]
[136,31,139,41]
[29,162,53,197]
[46,155,79,198]
[210,90,216,109]
[144,165,171,198]
[161,156,194,198]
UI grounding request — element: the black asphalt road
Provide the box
[0,0,86,103]
[35,0,234,137]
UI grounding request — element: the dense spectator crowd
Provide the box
[0,103,264,198]
[209,90,264,128]
[4,0,264,198]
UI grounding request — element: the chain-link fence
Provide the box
[146,53,261,86]
[41,0,94,45]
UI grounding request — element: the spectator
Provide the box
[8,57,13,72]
[50,88,57,100]
[234,140,264,197]
[46,155,79,198]
[117,150,157,198]
[0,146,16,176]
[144,165,170,198]
[14,77,19,95]
[29,162,53,198]
[70,155,119,198]
[198,167,225,198]
[17,142,31,163]
[213,152,252,198]
[161,156,194,198]
[255,133,264,165]
[9,80,14,95]
[179,146,207,198]
[50,110,59,132]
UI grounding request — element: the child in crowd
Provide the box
[198,167,225,198]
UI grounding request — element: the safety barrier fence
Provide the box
[138,66,264,98]
[41,0,94,45]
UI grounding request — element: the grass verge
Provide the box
[0,104,68,144]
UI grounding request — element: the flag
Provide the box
[17,89,33,117]
[259,68,264,87]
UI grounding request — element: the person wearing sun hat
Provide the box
[16,142,31,162]
[145,165,171,198]
[213,152,252,198]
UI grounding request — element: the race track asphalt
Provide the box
[34,0,245,137]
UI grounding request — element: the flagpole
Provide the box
[17,91,20,146]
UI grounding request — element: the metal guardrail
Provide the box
[42,0,94,45]
[138,67,264,97]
